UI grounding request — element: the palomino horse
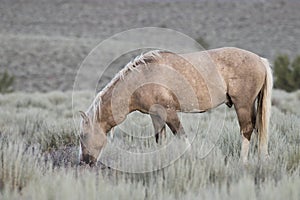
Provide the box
[79,47,273,166]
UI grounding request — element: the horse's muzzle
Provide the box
[80,154,97,167]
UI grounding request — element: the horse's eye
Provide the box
[80,132,86,140]
[82,133,89,140]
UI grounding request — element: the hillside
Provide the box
[0,0,299,92]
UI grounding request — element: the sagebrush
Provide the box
[0,71,14,93]
[274,54,300,92]
[0,91,299,200]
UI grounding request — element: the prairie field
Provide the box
[0,90,299,200]
[1,0,299,199]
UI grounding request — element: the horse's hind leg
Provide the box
[150,114,166,143]
[234,103,256,164]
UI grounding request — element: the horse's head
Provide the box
[79,111,107,166]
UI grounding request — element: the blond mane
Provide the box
[86,50,162,119]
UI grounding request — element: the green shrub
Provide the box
[274,54,300,92]
[195,36,209,49]
[0,70,14,93]
[291,56,300,88]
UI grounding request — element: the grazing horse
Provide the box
[79,47,273,166]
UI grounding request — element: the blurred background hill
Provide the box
[0,0,299,92]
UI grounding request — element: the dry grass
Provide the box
[0,90,299,199]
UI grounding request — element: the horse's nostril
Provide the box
[81,154,96,166]
[81,154,89,164]
[89,161,96,167]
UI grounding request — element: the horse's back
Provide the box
[130,47,267,113]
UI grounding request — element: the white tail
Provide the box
[256,58,273,159]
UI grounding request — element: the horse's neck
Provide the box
[95,91,119,134]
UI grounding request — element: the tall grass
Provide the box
[0,90,299,199]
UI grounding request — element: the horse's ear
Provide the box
[79,111,89,123]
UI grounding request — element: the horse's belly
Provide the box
[178,92,226,113]
[179,108,206,113]
[172,79,227,112]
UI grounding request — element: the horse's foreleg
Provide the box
[166,111,191,148]
[165,111,184,136]
[150,114,166,143]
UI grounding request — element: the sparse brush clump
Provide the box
[0,138,43,191]
[195,36,209,50]
[0,70,14,93]
[274,54,300,92]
